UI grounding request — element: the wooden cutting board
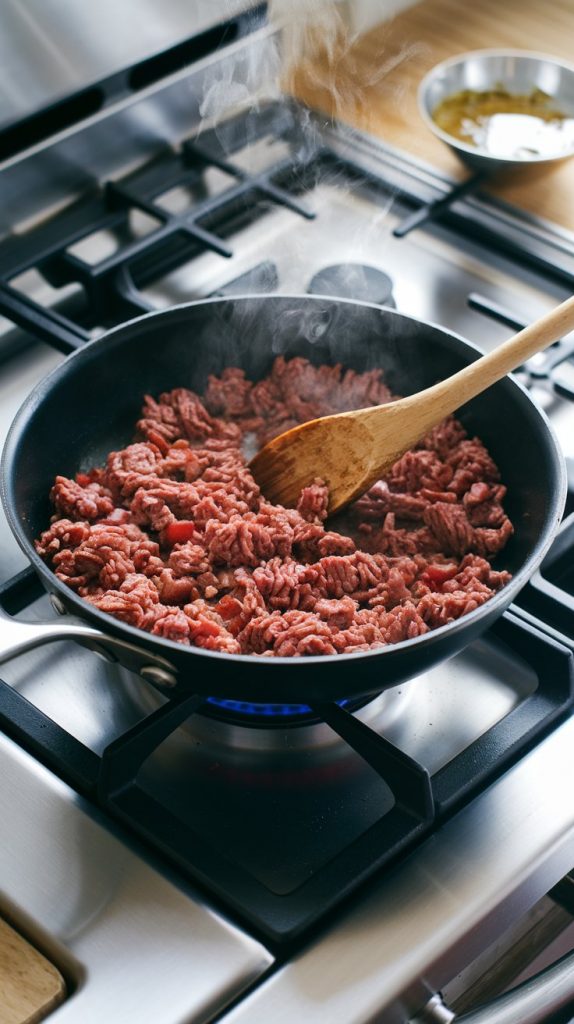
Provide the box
[0,917,66,1024]
[288,0,574,232]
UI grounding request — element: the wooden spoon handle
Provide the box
[359,294,574,479]
[369,293,574,446]
[423,293,574,418]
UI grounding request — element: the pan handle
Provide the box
[0,606,178,690]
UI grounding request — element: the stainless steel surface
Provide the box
[0,25,276,229]
[219,713,574,1024]
[3,27,574,1024]
[140,665,178,688]
[443,897,574,1014]
[414,946,574,1024]
[412,995,455,1023]
[418,49,574,170]
[0,606,178,683]
[50,594,67,615]
[0,0,257,131]
[0,732,273,1024]
[454,947,574,1023]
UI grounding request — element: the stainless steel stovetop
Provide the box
[2,20,574,1024]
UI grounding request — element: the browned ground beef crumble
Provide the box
[36,357,513,656]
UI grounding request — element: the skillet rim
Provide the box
[0,293,567,672]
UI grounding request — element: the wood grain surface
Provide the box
[0,917,66,1024]
[288,0,574,231]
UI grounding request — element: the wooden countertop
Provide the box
[288,0,574,231]
[0,916,66,1024]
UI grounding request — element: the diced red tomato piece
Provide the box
[215,595,242,620]
[164,520,196,546]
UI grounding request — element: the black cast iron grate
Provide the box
[514,511,574,642]
[392,171,487,238]
[0,568,572,950]
[4,97,574,364]
[0,104,320,355]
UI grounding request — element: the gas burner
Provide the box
[201,694,369,727]
[193,687,414,751]
[307,263,396,307]
[120,668,416,752]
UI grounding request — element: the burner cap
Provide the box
[308,264,395,308]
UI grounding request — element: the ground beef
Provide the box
[36,357,513,656]
[50,476,115,522]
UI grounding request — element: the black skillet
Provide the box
[0,295,566,703]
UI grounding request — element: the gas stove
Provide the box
[2,13,574,1024]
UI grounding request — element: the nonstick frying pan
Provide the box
[0,295,566,703]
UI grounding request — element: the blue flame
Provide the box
[206,696,352,718]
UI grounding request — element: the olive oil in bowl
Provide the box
[432,87,574,160]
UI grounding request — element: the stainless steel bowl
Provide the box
[418,49,574,171]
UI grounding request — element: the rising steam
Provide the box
[194,0,425,364]
[199,0,425,135]
[277,0,426,129]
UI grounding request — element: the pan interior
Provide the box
[6,295,557,583]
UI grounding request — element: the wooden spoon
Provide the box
[250,295,574,514]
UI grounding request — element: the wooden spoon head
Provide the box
[249,412,385,514]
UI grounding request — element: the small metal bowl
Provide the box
[418,49,574,171]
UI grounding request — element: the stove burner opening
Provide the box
[308,263,396,307]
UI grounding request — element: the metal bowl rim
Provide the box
[418,48,574,165]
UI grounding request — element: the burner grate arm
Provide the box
[98,689,205,801]
[311,700,435,822]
